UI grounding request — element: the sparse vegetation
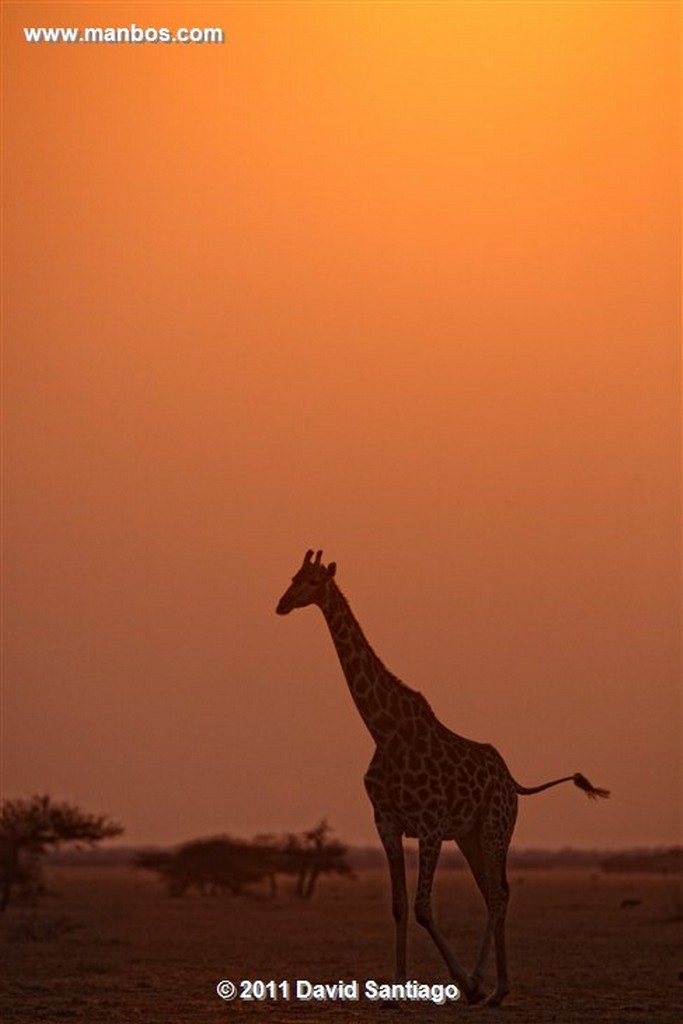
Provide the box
[135,819,353,899]
[136,836,277,898]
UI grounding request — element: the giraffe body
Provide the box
[276,550,609,1005]
[365,727,517,843]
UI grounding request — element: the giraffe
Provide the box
[276,550,609,1006]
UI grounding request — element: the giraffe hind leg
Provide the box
[480,865,510,1007]
[456,828,511,1005]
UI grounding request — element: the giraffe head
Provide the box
[276,549,336,615]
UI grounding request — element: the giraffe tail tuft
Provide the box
[573,773,610,799]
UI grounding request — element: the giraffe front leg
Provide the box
[415,838,483,1004]
[375,818,408,981]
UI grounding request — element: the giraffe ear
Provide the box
[327,562,337,579]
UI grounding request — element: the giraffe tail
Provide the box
[514,772,610,799]
[572,773,611,799]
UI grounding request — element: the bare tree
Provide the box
[298,819,354,898]
[273,820,354,898]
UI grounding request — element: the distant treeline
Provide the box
[600,848,683,875]
[48,844,683,874]
[351,846,683,872]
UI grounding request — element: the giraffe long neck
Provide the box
[317,581,432,744]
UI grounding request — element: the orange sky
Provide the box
[2,2,680,849]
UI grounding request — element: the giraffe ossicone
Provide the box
[276,550,609,1006]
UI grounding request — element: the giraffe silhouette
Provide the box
[276,550,609,1005]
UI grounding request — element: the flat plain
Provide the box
[2,866,681,1023]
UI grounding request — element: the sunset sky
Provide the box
[3,2,680,850]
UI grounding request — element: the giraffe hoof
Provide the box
[465,981,488,1005]
[482,987,509,1007]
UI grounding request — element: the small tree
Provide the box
[298,819,354,898]
[274,820,354,898]
[0,794,123,911]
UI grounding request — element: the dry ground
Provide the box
[2,866,681,1023]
